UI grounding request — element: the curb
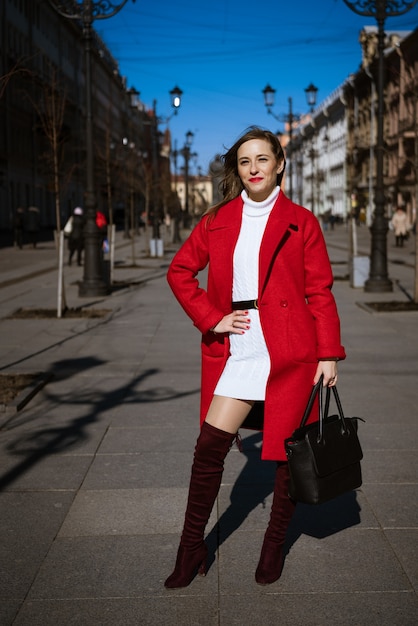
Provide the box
[0,372,53,426]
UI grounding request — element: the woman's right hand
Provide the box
[212,310,250,335]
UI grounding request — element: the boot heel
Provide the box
[164,543,208,589]
[198,557,207,577]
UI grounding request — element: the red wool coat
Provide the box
[167,192,346,460]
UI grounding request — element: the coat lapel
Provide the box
[259,192,298,297]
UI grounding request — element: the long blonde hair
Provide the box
[205,127,286,217]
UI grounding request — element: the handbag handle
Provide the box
[300,375,349,442]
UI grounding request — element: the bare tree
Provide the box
[28,64,68,233]
[0,58,32,100]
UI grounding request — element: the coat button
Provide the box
[280,299,288,307]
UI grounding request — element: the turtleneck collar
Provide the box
[241,186,280,216]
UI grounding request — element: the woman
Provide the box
[68,207,85,266]
[391,207,408,247]
[165,127,346,589]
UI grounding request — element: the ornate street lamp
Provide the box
[342,0,418,292]
[307,146,317,216]
[48,0,135,297]
[305,83,319,112]
[262,84,276,110]
[169,86,183,114]
[304,84,319,215]
[148,90,183,255]
[262,84,302,200]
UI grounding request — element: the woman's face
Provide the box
[237,138,284,202]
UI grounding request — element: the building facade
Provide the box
[288,27,417,229]
[0,0,172,240]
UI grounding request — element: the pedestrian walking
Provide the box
[68,207,85,266]
[13,207,25,248]
[96,210,108,252]
[391,207,409,247]
[26,206,40,248]
[165,127,346,589]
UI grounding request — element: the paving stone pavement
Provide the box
[0,224,417,625]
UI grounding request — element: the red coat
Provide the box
[167,192,346,460]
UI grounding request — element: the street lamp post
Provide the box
[262,83,318,200]
[342,0,418,292]
[148,88,182,256]
[262,85,301,200]
[48,0,135,297]
[308,146,317,216]
[304,83,319,215]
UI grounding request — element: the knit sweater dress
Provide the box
[214,186,280,401]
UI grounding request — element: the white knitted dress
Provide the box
[214,186,280,400]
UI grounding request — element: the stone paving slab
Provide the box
[0,491,74,597]
[58,487,218,538]
[364,484,418,527]
[0,453,93,492]
[13,597,220,626]
[385,529,418,590]
[219,528,412,594]
[219,592,418,626]
[98,425,199,453]
[362,450,418,483]
[80,451,193,490]
[25,535,218,599]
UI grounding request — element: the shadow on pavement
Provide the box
[0,362,198,491]
[205,430,361,574]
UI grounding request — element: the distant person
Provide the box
[391,207,408,248]
[96,210,108,252]
[68,207,85,266]
[164,127,345,589]
[14,207,25,249]
[322,210,330,231]
[167,191,183,243]
[95,210,107,233]
[26,206,40,248]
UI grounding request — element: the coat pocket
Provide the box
[287,310,318,362]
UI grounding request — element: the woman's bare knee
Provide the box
[205,396,254,433]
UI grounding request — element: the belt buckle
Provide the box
[254,299,258,310]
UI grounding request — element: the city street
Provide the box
[0,224,417,625]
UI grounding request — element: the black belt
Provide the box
[232,299,258,310]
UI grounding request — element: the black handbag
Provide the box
[284,376,364,505]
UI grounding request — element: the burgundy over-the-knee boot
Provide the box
[164,421,236,589]
[255,461,296,585]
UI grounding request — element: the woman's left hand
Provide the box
[314,361,338,387]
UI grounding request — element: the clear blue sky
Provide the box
[96,0,418,173]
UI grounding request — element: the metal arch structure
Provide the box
[48,0,135,296]
[342,0,418,292]
[48,0,134,21]
[342,0,418,17]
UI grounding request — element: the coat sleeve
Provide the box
[167,218,226,334]
[302,213,346,360]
